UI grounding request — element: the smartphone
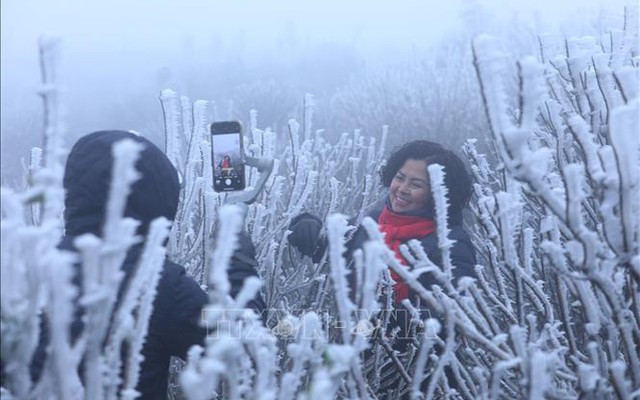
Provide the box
[210,121,246,192]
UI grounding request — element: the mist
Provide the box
[0,0,631,185]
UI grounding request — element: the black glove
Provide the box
[288,213,323,257]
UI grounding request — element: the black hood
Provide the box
[63,130,180,237]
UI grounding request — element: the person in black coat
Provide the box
[288,139,476,340]
[30,130,265,399]
[288,140,475,396]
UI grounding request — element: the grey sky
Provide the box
[2,0,627,93]
[0,0,632,184]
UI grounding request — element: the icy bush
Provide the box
[2,7,639,400]
[165,8,638,399]
[465,7,639,397]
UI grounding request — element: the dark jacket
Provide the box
[350,200,476,345]
[296,199,476,287]
[291,198,475,339]
[346,199,476,291]
[31,130,264,399]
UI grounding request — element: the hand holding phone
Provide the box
[210,121,246,192]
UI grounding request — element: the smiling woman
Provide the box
[287,139,477,393]
[288,138,476,302]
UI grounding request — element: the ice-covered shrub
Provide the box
[166,7,638,399]
[3,6,638,400]
[461,7,639,397]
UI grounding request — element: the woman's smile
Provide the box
[389,158,430,213]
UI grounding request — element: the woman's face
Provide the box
[389,158,430,213]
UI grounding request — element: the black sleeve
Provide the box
[30,260,86,383]
[163,231,266,361]
[228,231,267,316]
[29,315,50,383]
[416,227,477,290]
[162,266,209,360]
[449,238,477,281]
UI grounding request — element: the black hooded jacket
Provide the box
[32,130,264,399]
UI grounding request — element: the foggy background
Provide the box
[1,0,631,186]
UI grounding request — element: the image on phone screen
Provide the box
[211,131,245,192]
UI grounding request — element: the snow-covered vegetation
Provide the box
[2,5,639,400]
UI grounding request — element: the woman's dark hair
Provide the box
[379,140,473,218]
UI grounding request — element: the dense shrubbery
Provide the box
[2,6,639,400]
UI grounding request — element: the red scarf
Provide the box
[378,205,435,303]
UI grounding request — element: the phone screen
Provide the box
[211,123,245,192]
